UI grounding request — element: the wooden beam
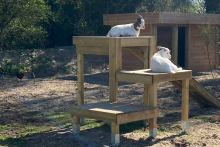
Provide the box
[76,46,109,55]
[149,37,156,67]
[172,25,178,63]
[121,38,150,47]
[153,71,192,83]
[182,79,189,121]
[189,79,220,108]
[185,25,190,69]
[116,108,159,124]
[73,37,109,47]
[109,38,122,102]
[77,53,84,105]
[215,26,219,69]
[149,82,157,128]
[70,107,117,122]
[116,72,152,84]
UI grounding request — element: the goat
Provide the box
[106,15,145,37]
[150,46,182,73]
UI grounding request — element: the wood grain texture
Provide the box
[77,53,84,105]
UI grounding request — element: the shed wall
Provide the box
[190,24,216,70]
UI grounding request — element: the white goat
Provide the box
[150,46,182,73]
[106,15,145,37]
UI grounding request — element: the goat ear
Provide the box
[156,46,162,51]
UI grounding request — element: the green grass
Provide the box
[193,115,213,121]
[0,122,53,147]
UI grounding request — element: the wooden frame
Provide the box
[71,36,195,144]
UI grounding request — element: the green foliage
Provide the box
[0,0,51,50]
[136,0,205,13]
[205,0,220,13]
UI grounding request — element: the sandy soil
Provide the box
[0,47,220,147]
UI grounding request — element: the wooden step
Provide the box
[70,102,159,124]
[116,69,192,84]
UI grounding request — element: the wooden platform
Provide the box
[127,48,220,108]
[70,102,159,124]
[117,69,192,84]
[72,36,192,144]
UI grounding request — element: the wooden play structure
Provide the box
[103,12,220,109]
[103,12,220,71]
[70,36,193,144]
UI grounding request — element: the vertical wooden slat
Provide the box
[187,25,191,69]
[149,37,156,67]
[111,122,119,134]
[144,46,149,68]
[215,26,219,69]
[109,38,122,102]
[172,25,178,63]
[149,82,157,128]
[182,79,189,121]
[77,53,84,105]
[185,25,189,69]
[144,46,150,107]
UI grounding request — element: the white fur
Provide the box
[150,47,182,73]
[107,19,145,37]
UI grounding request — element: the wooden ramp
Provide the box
[127,48,220,109]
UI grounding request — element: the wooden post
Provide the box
[185,25,191,69]
[77,53,84,123]
[172,24,178,63]
[109,38,122,102]
[149,82,157,138]
[72,116,80,134]
[111,122,120,144]
[215,25,219,69]
[181,79,189,132]
[143,46,150,126]
[149,37,156,67]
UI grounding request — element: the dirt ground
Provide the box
[1,46,220,147]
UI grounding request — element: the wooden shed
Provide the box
[103,12,220,71]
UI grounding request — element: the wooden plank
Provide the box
[189,79,220,108]
[153,71,192,83]
[70,107,117,122]
[73,102,156,112]
[109,38,121,102]
[215,26,219,69]
[149,37,156,66]
[73,37,109,46]
[172,25,178,62]
[109,38,117,102]
[77,53,84,105]
[116,108,159,124]
[76,46,109,55]
[149,83,157,128]
[116,72,152,84]
[182,79,189,121]
[111,122,119,134]
[121,38,149,47]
